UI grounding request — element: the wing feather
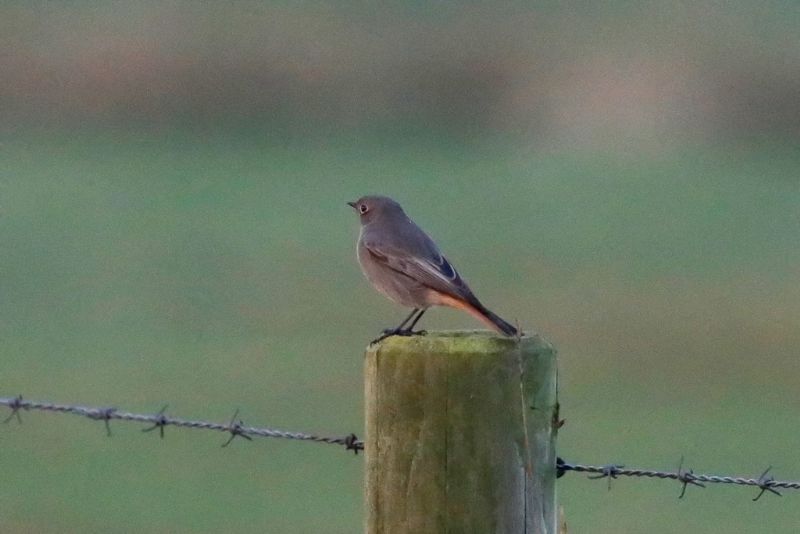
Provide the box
[363,240,472,301]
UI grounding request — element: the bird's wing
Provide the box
[362,239,473,301]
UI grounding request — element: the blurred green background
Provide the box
[2,2,799,532]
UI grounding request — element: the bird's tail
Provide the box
[469,301,519,337]
[432,291,519,336]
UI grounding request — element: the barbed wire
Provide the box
[556,458,799,501]
[0,395,363,453]
[3,395,798,501]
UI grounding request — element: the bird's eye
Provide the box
[359,204,369,214]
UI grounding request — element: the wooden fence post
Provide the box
[365,330,559,533]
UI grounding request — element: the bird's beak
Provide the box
[346,201,357,209]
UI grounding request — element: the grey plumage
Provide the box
[348,195,518,338]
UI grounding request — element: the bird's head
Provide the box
[347,195,405,224]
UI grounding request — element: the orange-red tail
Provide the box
[428,291,519,336]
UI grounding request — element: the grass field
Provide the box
[1,130,799,532]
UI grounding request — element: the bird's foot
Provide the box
[371,328,428,345]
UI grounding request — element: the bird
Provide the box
[348,195,519,343]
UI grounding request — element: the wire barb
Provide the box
[676,456,705,498]
[141,405,169,439]
[753,466,782,501]
[343,433,361,455]
[3,394,25,424]
[221,409,253,448]
[588,464,624,491]
[86,407,117,437]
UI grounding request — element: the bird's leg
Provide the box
[403,308,427,336]
[380,308,418,335]
[372,308,426,344]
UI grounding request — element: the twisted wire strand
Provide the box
[4,394,799,499]
[558,461,800,489]
[557,459,799,499]
[0,395,363,452]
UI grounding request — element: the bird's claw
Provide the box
[371,328,428,345]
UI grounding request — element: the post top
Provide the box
[367,330,554,354]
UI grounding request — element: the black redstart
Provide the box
[348,195,519,343]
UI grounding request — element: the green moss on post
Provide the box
[365,331,559,534]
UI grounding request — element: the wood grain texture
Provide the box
[365,331,559,534]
